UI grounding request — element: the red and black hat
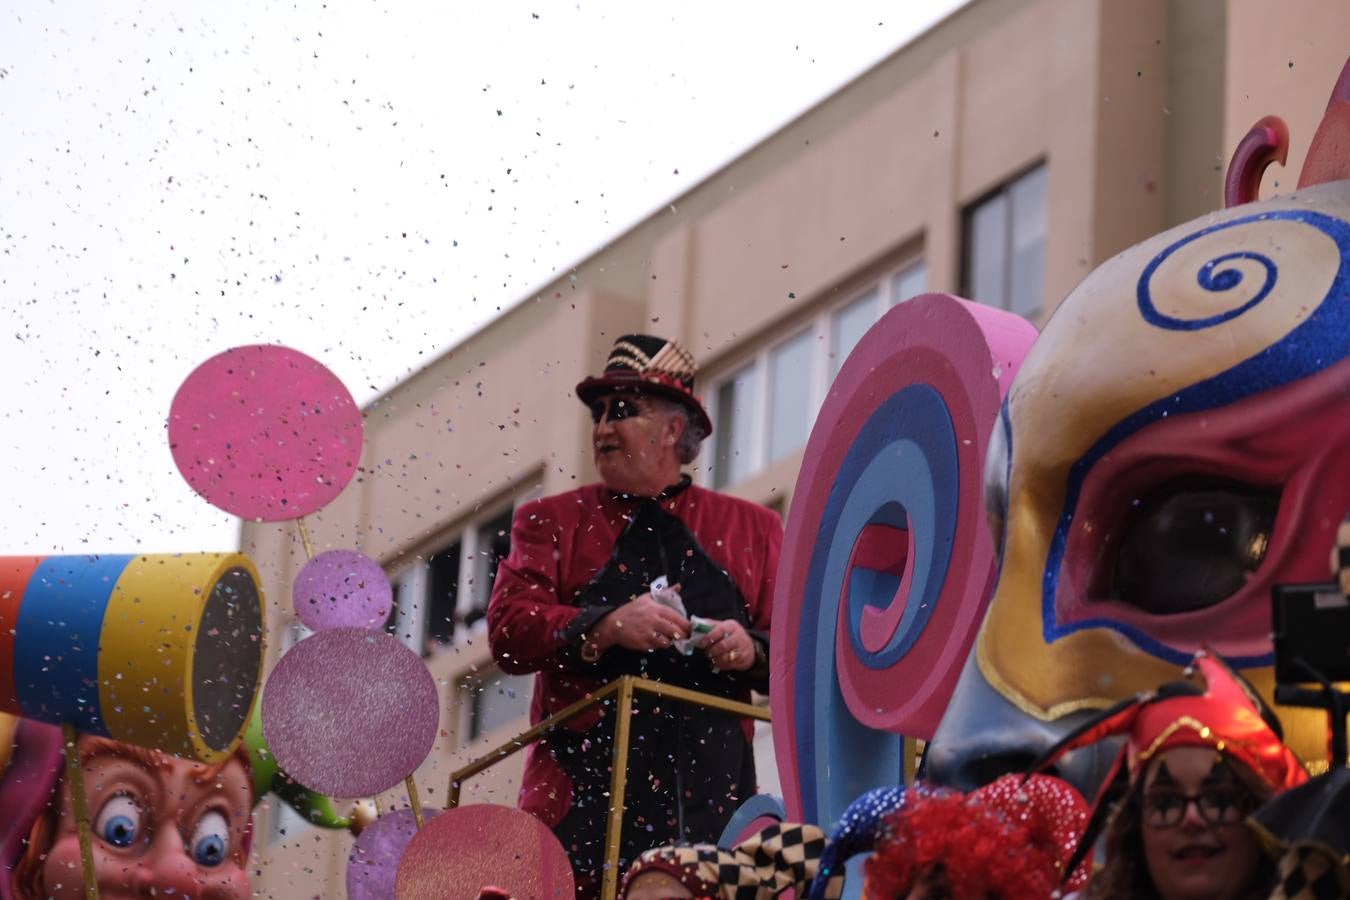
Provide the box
[575,334,713,436]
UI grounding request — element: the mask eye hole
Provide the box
[1110,478,1278,614]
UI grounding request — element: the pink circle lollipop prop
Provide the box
[395,804,574,900]
[293,549,393,632]
[262,628,438,798]
[347,808,442,900]
[168,344,363,520]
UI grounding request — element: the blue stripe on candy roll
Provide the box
[15,555,134,733]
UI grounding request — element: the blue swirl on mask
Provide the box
[1139,240,1279,331]
[1042,207,1350,666]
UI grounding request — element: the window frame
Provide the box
[960,161,1048,320]
[700,255,925,490]
[386,487,538,655]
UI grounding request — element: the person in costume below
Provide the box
[1032,651,1309,900]
[487,334,782,895]
[620,821,837,899]
[863,774,1091,900]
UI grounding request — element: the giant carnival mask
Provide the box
[774,64,1350,830]
[926,64,1350,792]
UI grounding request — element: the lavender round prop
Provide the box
[293,549,393,632]
[347,808,442,900]
[262,628,438,798]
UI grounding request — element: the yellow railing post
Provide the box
[600,676,636,899]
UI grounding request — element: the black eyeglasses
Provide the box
[1142,787,1253,827]
[589,397,644,425]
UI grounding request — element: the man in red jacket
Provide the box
[487,334,782,896]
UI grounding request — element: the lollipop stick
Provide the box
[296,517,316,561]
[406,774,426,828]
[61,723,100,900]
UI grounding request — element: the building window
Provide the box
[387,499,528,655]
[461,670,535,742]
[830,288,879,380]
[892,262,928,308]
[963,164,1047,320]
[767,330,813,464]
[712,364,760,489]
[706,257,924,490]
[464,510,513,629]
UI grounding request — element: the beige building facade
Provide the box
[242,1,1350,894]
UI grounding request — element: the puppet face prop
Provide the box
[928,180,1350,791]
[14,736,251,900]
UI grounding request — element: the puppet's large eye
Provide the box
[189,811,230,867]
[1111,479,1277,614]
[94,794,141,848]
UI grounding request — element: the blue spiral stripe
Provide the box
[794,384,957,825]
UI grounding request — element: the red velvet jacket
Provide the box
[486,479,782,826]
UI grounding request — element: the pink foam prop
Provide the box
[168,344,363,520]
[294,550,393,632]
[262,628,437,798]
[394,804,574,900]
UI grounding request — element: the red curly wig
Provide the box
[864,775,1089,900]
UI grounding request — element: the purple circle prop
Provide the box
[262,628,438,798]
[293,550,393,632]
[168,344,364,521]
[347,808,442,900]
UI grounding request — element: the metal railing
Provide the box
[446,675,771,899]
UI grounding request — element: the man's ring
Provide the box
[729,649,738,660]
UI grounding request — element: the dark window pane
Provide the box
[965,192,1009,310]
[713,365,758,488]
[426,541,461,647]
[469,510,514,627]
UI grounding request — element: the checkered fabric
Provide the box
[1268,845,1350,900]
[622,822,840,899]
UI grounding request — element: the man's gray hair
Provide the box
[649,396,709,465]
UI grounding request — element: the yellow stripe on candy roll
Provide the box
[99,553,266,764]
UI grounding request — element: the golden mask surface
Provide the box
[974,180,1350,768]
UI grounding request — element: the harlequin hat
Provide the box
[621,822,839,900]
[1031,649,1309,881]
[576,334,713,436]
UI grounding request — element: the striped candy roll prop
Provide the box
[0,553,265,763]
[770,294,1036,827]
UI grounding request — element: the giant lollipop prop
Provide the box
[168,344,440,839]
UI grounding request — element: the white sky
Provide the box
[2,0,968,555]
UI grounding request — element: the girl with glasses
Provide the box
[1034,651,1308,900]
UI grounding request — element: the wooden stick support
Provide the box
[406,774,426,829]
[61,723,100,900]
[296,516,316,561]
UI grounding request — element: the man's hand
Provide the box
[591,592,690,653]
[702,619,756,672]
